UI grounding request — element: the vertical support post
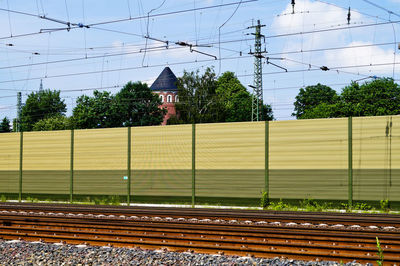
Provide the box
[348,117,353,207]
[192,123,196,208]
[127,127,131,206]
[70,129,74,204]
[18,131,23,202]
[265,121,269,199]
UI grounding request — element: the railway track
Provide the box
[0,203,399,264]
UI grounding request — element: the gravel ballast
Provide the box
[0,240,369,266]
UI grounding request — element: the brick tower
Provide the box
[150,67,178,125]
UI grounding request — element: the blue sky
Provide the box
[0,0,399,121]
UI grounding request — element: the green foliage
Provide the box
[376,237,384,266]
[215,72,274,122]
[301,103,339,119]
[26,197,39,203]
[20,89,66,131]
[260,191,269,209]
[353,202,373,211]
[380,199,390,212]
[216,72,251,122]
[0,117,11,132]
[340,78,400,117]
[300,199,330,212]
[32,115,73,131]
[175,67,224,123]
[114,81,165,127]
[340,203,352,212]
[166,115,185,125]
[92,196,120,205]
[0,195,6,202]
[72,90,119,129]
[268,199,289,211]
[295,78,400,119]
[293,83,338,119]
[174,69,273,124]
[73,82,165,129]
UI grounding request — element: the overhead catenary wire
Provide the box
[1,0,399,122]
[218,0,243,75]
[360,0,400,19]
[0,0,256,41]
[0,53,398,85]
[0,35,397,71]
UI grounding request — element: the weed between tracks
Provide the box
[376,237,384,266]
[260,197,397,213]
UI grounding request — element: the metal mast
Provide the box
[17,92,22,132]
[248,20,265,121]
[39,79,43,91]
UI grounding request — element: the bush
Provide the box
[353,202,372,211]
[380,199,390,212]
[269,199,289,211]
[300,199,330,212]
[0,195,6,202]
[260,191,269,209]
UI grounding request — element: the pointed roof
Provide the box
[150,67,178,92]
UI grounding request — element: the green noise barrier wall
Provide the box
[0,115,398,206]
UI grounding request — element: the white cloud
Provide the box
[270,0,398,77]
[272,0,363,49]
[324,41,399,74]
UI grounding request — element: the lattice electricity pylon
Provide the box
[248,20,266,121]
[248,20,288,121]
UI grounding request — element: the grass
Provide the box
[0,193,398,213]
[0,195,6,202]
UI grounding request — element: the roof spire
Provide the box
[150,67,178,92]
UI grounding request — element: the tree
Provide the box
[32,115,73,131]
[20,89,66,131]
[216,72,273,121]
[0,117,11,132]
[72,82,165,129]
[114,81,165,126]
[216,72,252,122]
[72,90,119,129]
[297,78,400,119]
[338,78,400,117]
[262,104,274,121]
[175,68,224,123]
[301,103,339,119]
[293,84,338,119]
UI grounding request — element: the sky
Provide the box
[0,0,399,121]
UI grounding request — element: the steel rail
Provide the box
[0,202,399,226]
[0,211,399,264]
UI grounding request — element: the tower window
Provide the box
[160,95,164,102]
[167,95,172,103]
[175,95,179,102]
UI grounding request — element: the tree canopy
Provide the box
[173,67,223,124]
[292,83,338,119]
[114,81,165,127]
[294,78,400,119]
[33,115,73,131]
[339,78,400,117]
[171,68,273,124]
[20,89,66,131]
[72,82,165,129]
[0,117,11,133]
[72,90,118,129]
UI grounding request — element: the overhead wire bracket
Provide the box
[39,15,89,32]
[175,41,216,59]
[266,57,287,72]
